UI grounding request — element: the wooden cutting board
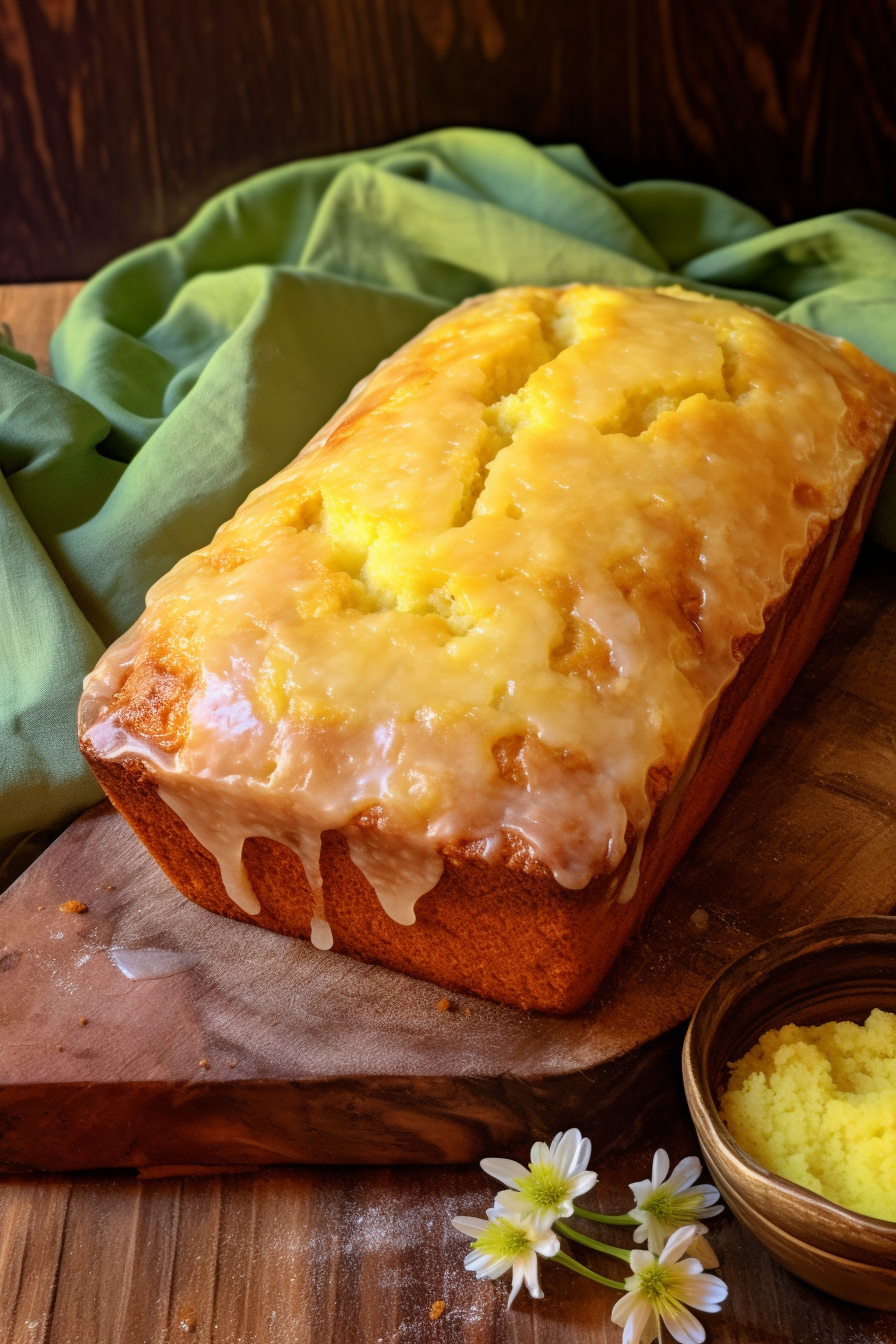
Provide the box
[1,551,893,1174]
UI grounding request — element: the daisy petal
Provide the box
[642,1215,668,1256]
[659,1225,700,1265]
[568,1171,598,1197]
[574,1134,593,1175]
[628,1178,653,1206]
[480,1157,530,1188]
[611,1288,640,1327]
[493,1189,535,1217]
[452,1216,489,1238]
[628,1249,655,1274]
[676,1253,709,1276]
[676,1273,729,1310]
[521,1248,543,1298]
[466,1250,507,1277]
[463,1251,489,1271]
[491,1196,555,1232]
[554,1129,579,1177]
[533,1230,560,1258]
[661,1301,705,1344]
[691,1238,719,1270]
[671,1257,706,1279]
[626,1299,656,1344]
[667,1156,701,1195]
[507,1259,524,1309]
[651,1149,671,1186]
[548,1130,565,1157]
[529,1140,552,1168]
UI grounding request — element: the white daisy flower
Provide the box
[628,1150,724,1254]
[482,1128,598,1222]
[610,1224,728,1344]
[452,1207,560,1307]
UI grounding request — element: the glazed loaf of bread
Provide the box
[80,285,896,1012]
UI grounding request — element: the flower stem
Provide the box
[553,1249,627,1291]
[554,1221,632,1263]
[571,1206,638,1227]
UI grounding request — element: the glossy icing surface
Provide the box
[80,285,896,932]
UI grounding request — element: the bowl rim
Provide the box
[683,914,896,1242]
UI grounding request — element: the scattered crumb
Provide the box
[436,998,452,1012]
[77,1017,89,1027]
[104,885,116,891]
[59,900,88,914]
[198,1059,209,1070]
[463,1008,471,1016]
[429,1300,446,1321]
[56,1045,65,1052]
[178,1307,197,1332]
[690,908,709,931]
[36,905,44,911]
[227,1061,237,1068]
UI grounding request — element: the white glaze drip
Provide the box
[346,830,444,926]
[158,785,262,916]
[310,917,334,950]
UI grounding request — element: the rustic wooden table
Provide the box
[1,283,894,1343]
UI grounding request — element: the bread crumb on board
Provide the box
[429,1300,446,1321]
[690,907,709,931]
[436,998,453,1012]
[197,1059,209,1069]
[58,900,88,914]
[77,1017,89,1027]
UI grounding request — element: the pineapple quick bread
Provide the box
[79,284,896,1013]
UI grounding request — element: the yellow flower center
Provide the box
[635,1262,675,1304]
[641,1186,703,1227]
[472,1218,531,1258]
[517,1161,570,1211]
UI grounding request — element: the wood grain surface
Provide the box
[2,0,896,282]
[0,280,83,374]
[3,1111,896,1343]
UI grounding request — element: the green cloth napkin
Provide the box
[3,127,896,841]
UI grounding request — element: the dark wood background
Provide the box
[2,0,896,282]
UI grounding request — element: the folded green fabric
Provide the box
[3,127,896,841]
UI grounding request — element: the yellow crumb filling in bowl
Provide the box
[720,1009,896,1222]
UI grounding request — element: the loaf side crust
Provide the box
[82,433,894,1012]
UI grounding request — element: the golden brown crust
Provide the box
[80,286,896,1011]
[81,437,894,1012]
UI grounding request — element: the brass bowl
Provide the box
[682,916,896,1309]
